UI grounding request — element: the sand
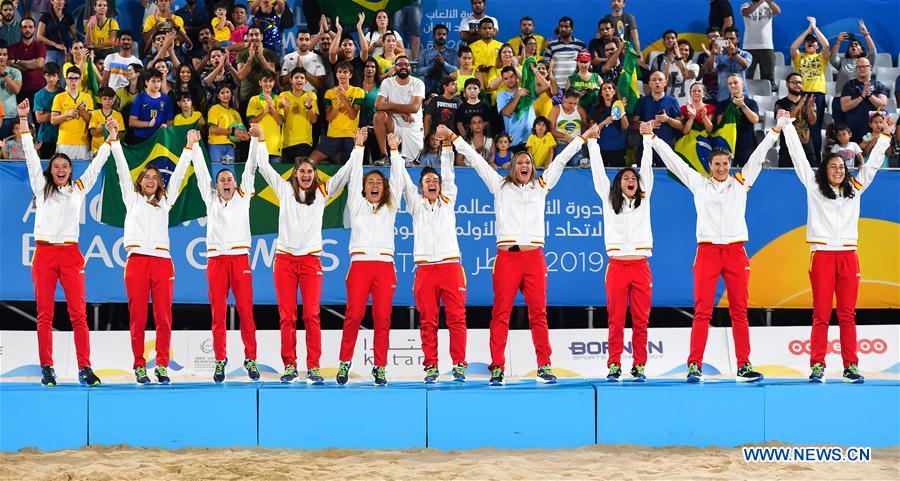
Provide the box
[1,444,898,481]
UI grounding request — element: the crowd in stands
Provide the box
[0,0,898,168]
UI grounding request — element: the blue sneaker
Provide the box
[842,364,865,384]
[213,358,227,383]
[736,363,763,383]
[489,366,504,386]
[78,366,101,386]
[423,365,439,384]
[809,362,825,383]
[606,363,622,382]
[336,362,351,385]
[536,364,557,384]
[451,363,467,383]
[155,366,171,385]
[686,362,703,383]
[41,365,57,387]
[134,366,150,385]
[630,364,646,383]
[306,368,325,385]
[372,366,388,386]
[243,359,260,381]
[280,364,299,383]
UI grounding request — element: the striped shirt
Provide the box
[103,52,143,90]
[545,37,586,87]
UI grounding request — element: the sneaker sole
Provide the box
[423,379,438,384]
[536,377,557,384]
[842,377,865,384]
[489,380,504,386]
[809,378,824,383]
[373,382,388,387]
[607,377,621,382]
[281,378,296,384]
[306,378,325,385]
[735,375,764,383]
[633,377,646,383]
[248,374,261,381]
[686,376,703,383]
[452,377,466,383]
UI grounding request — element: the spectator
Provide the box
[228,4,248,58]
[485,43,518,105]
[567,50,602,112]
[364,8,404,58]
[706,27,751,102]
[740,0,780,86]
[144,31,182,79]
[142,0,191,52]
[455,114,491,166]
[360,57,381,129]
[32,61,59,158]
[603,0,641,55]
[532,59,558,119]
[775,72,816,166]
[858,111,891,166]
[128,69,174,142]
[175,0,207,47]
[315,29,336,89]
[236,26,278,106]
[170,64,203,109]
[173,92,205,128]
[151,49,175,93]
[546,16,585,88]
[830,21,877,97]
[114,64,142,127]
[592,81,629,166]
[392,0,421,59]
[49,65,90,159]
[717,74,759,166]
[327,14,369,88]
[459,0,498,45]
[680,82,715,135]
[62,40,101,94]
[496,66,536,152]
[470,18,502,75]
[650,29,679,73]
[451,45,476,94]
[85,0,119,60]
[374,31,404,77]
[708,0,734,30]
[1,119,24,159]
[840,57,888,143]
[189,26,217,77]
[588,18,615,71]
[526,116,556,167]
[416,132,440,167]
[0,1,20,46]
[280,29,326,93]
[373,56,425,163]
[209,3,233,47]
[88,87,125,154]
[101,29,142,89]
[36,0,75,68]
[518,35,542,65]
[696,27,722,100]
[250,0,284,55]
[246,70,285,162]
[206,84,246,163]
[830,124,863,169]
[84,0,116,19]
[26,0,51,19]
[423,76,461,137]
[632,71,682,158]
[895,74,899,106]
[418,24,458,96]
[668,40,698,97]
[455,77,490,136]
[790,16,829,163]
[8,17,45,102]
[279,67,319,162]
[309,61,365,164]
[598,38,624,85]
[507,16,545,59]
[0,42,21,138]
[548,89,587,166]
[492,132,512,168]
[202,48,238,110]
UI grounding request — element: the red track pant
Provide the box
[414,262,468,367]
[490,248,552,371]
[340,261,396,367]
[809,250,860,368]
[32,243,91,368]
[274,254,323,369]
[125,254,174,368]
[689,243,751,369]
[207,254,257,361]
[605,257,652,367]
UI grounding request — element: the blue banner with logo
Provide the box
[2,162,898,308]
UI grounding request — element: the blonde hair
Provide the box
[134,165,166,207]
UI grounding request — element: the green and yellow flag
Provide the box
[99,125,209,227]
[616,41,641,115]
[673,102,738,176]
[320,0,415,25]
[234,163,349,235]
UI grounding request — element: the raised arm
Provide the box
[856,117,894,192]
[741,113,790,189]
[112,129,136,205]
[346,128,367,207]
[439,141,457,204]
[166,130,200,202]
[254,127,289,199]
[77,138,113,194]
[650,130,702,190]
[387,134,405,209]
[585,127,609,199]
[191,139,212,205]
[451,131,503,194]
[323,132,364,201]
[542,135,585,190]
[781,122,816,190]
[240,135,259,196]
[18,102,45,195]
[638,131,654,195]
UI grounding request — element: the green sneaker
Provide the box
[336,361,352,385]
[630,364,646,382]
[686,362,703,383]
[280,364,299,383]
[155,366,170,384]
[306,367,325,385]
[489,366,504,386]
[134,366,150,385]
[607,363,622,382]
[213,358,227,383]
[842,364,865,384]
[372,366,388,386]
[736,363,764,382]
[243,359,260,381]
[536,364,558,384]
[423,365,439,384]
[78,366,101,386]
[41,365,57,387]
[451,363,467,383]
[809,362,825,383]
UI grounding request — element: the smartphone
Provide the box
[716,39,729,48]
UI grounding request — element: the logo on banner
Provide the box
[788,338,888,356]
[201,338,214,354]
[568,340,664,359]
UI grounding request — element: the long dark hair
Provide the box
[289,158,320,206]
[42,153,73,201]
[815,154,855,199]
[362,170,394,211]
[608,167,643,214]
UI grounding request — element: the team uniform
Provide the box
[24,130,109,387]
[397,145,467,383]
[587,134,654,382]
[191,137,260,382]
[337,145,404,386]
[653,126,782,382]
[256,137,356,384]
[88,109,126,153]
[783,123,892,383]
[453,134,584,385]
[51,90,94,160]
[112,140,193,384]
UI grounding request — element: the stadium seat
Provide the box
[747,79,772,97]
[825,81,835,95]
[887,98,898,112]
[774,65,793,84]
[777,82,788,97]
[763,110,775,130]
[874,52,894,68]
[825,63,837,82]
[874,67,899,87]
[752,95,776,114]
[774,51,785,67]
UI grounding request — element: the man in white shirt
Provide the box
[458,0,498,45]
[280,29,326,92]
[101,30,143,89]
[373,57,425,164]
[741,0,780,85]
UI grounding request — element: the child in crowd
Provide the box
[526,116,557,167]
[129,70,174,142]
[2,122,25,160]
[859,111,894,167]
[493,133,513,169]
[416,132,441,167]
[456,114,492,167]
[455,78,491,136]
[207,85,247,164]
[33,63,62,159]
[246,70,285,163]
[279,67,319,162]
[211,3,234,47]
[310,61,365,164]
[831,124,864,169]
[89,87,126,154]
[174,93,206,130]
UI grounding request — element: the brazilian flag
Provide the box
[674,102,738,177]
[99,125,210,227]
[234,162,349,235]
[320,0,415,25]
[616,41,641,115]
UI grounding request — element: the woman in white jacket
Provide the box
[256,128,357,385]
[191,125,262,383]
[113,128,199,385]
[452,128,583,386]
[336,129,404,387]
[586,122,654,383]
[21,99,115,387]
[782,111,894,384]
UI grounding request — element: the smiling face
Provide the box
[710,153,731,182]
[690,82,705,102]
[825,157,845,186]
[501,69,517,89]
[500,45,514,65]
[291,71,307,90]
[139,167,161,197]
[421,172,441,202]
[294,161,316,190]
[364,172,385,204]
[217,86,232,105]
[178,66,192,83]
[620,169,638,198]
[513,153,534,184]
[678,42,691,59]
[216,169,236,200]
[49,157,72,186]
[728,75,743,96]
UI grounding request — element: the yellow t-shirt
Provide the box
[526,133,557,167]
[507,34,546,58]
[88,17,119,48]
[793,53,827,94]
[142,13,186,45]
[211,17,232,43]
[533,91,554,119]
[374,52,407,75]
[51,91,94,146]
[88,109,125,153]
[207,104,243,145]
[280,90,318,148]
[324,86,365,138]
[174,110,204,127]
[470,39,503,71]
[246,94,286,156]
[62,61,102,94]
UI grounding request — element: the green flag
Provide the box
[234,163,349,235]
[86,56,100,98]
[673,102,738,177]
[616,41,640,115]
[99,125,209,227]
[320,0,415,25]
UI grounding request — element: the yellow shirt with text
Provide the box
[280,90,318,148]
[246,94,286,156]
[51,91,95,146]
